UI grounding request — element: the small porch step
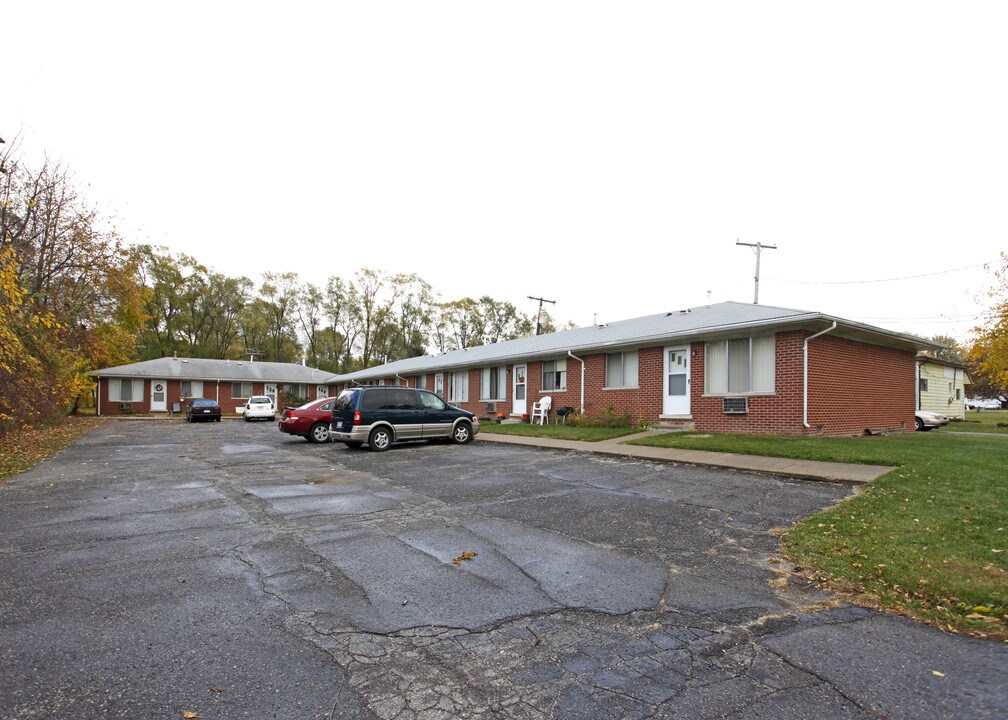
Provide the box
[654,417,695,432]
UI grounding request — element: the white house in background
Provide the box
[916,354,971,420]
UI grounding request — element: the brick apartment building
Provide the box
[90,357,336,416]
[324,301,939,436]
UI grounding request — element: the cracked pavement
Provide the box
[1,422,1005,719]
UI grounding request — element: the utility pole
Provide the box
[527,295,556,335]
[736,239,777,304]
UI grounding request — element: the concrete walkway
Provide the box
[477,430,894,484]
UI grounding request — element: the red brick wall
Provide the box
[322,332,916,436]
[692,331,915,436]
[97,378,333,415]
[805,333,915,435]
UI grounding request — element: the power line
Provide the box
[768,263,988,285]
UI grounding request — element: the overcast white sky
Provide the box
[4,2,1005,343]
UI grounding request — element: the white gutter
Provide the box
[395,373,406,386]
[97,376,101,417]
[915,360,922,411]
[568,351,585,414]
[803,322,837,429]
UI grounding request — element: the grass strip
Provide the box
[478,423,641,442]
[630,430,1008,640]
[946,409,1008,434]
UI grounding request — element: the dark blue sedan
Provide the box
[186,398,222,423]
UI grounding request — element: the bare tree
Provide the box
[324,276,361,372]
[296,282,324,367]
[259,271,301,361]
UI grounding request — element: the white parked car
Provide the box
[915,410,949,432]
[243,395,276,421]
[966,397,1003,410]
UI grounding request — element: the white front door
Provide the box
[663,347,690,415]
[513,364,527,415]
[316,385,329,399]
[151,380,167,412]
[265,383,278,406]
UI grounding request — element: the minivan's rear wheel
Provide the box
[452,421,473,444]
[368,426,392,452]
[308,422,330,443]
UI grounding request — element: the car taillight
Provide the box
[353,410,362,426]
[288,410,297,419]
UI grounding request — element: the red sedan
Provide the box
[278,397,335,443]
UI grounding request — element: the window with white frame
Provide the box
[282,383,308,398]
[109,378,144,402]
[704,335,775,394]
[605,351,638,388]
[416,374,427,390]
[542,358,567,391]
[449,371,469,403]
[181,380,203,398]
[481,366,507,401]
[231,382,252,398]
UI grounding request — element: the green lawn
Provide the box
[629,430,1008,640]
[479,423,642,442]
[945,409,1008,434]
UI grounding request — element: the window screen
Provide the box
[109,379,144,402]
[481,367,506,400]
[705,335,774,394]
[605,352,638,388]
[542,358,567,391]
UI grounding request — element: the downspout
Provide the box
[396,373,406,386]
[803,322,837,429]
[951,366,959,417]
[915,360,922,410]
[97,377,101,417]
[568,351,585,414]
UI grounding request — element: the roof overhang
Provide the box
[327,313,940,384]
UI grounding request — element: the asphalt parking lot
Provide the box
[1,421,1005,719]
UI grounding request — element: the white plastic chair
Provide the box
[531,396,552,425]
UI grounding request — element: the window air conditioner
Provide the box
[120,402,133,411]
[722,397,747,414]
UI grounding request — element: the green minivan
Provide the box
[329,386,479,451]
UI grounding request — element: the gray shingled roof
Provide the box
[326,301,939,384]
[90,357,332,384]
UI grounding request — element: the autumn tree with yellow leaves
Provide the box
[966,252,1008,404]
[0,140,145,428]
